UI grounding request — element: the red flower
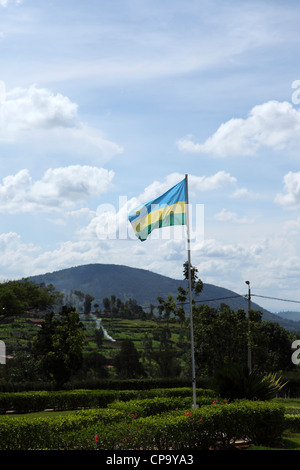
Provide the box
[131,413,137,419]
[185,411,192,417]
[93,434,99,443]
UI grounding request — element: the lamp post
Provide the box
[245,281,252,373]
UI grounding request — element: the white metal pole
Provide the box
[185,174,198,408]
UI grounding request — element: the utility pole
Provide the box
[185,174,198,408]
[245,281,252,373]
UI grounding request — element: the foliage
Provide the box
[212,363,287,401]
[109,395,214,418]
[0,387,216,414]
[32,306,85,386]
[193,303,293,375]
[114,340,145,379]
[156,261,203,325]
[0,397,285,450]
[102,295,151,320]
[0,279,61,316]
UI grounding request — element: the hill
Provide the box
[273,311,300,322]
[28,263,300,332]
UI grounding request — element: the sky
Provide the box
[1,0,300,313]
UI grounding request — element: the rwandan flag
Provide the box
[128,178,186,241]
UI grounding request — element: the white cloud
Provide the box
[1,85,79,134]
[192,238,264,260]
[190,172,237,192]
[275,171,300,209]
[177,100,300,157]
[230,188,258,200]
[0,232,38,276]
[0,84,123,160]
[283,215,300,235]
[138,171,236,202]
[0,0,22,6]
[0,165,114,213]
[214,208,252,224]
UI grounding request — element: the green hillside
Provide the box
[28,263,300,332]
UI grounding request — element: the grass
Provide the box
[5,409,79,419]
[249,433,300,450]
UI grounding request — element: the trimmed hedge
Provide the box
[97,401,285,450]
[0,377,211,393]
[0,408,124,450]
[0,387,216,414]
[284,414,300,432]
[0,398,285,450]
[109,395,216,418]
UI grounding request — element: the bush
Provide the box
[0,398,285,450]
[0,387,216,413]
[0,408,124,450]
[109,395,215,418]
[284,414,300,432]
[93,401,285,450]
[212,363,287,400]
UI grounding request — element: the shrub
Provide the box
[0,408,124,450]
[109,396,214,418]
[0,387,216,413]
[0,394,285,450]
[212,363,287,400]
[93,401,285,450]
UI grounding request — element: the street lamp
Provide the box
[245,281,252,373]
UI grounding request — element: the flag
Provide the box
[128,178,186,241]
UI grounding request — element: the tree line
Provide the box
[0,269,298,387]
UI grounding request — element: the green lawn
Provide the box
[249,433,300,450]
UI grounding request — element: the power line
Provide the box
[69,292,300,317]
[252,294,300,305]
[139,294,246,311]
[194,294,246,304]
[139,292,300,312]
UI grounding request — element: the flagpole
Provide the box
[185,174,198,408]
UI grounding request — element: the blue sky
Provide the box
[1,0,300,313]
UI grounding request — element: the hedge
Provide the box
[0,377,211,393]
[0,408,124,450]
[96,401,285,450]
[0,398,285,450]
[109,395,216,418]
[0,387,216,414]
[284,414,300,432]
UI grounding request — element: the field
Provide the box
[0,314,188,362]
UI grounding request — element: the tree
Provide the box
[33,306,85,386]
[81,351,108,379]
[193,303,293,376]
[84,294,95,315]
[152,349,181,378]
[156,261,203,326]
[114,340,145,378]
[95,327,104,349]
[183,261,203,295]
[251,320,293,372]
[0,279,61,316]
